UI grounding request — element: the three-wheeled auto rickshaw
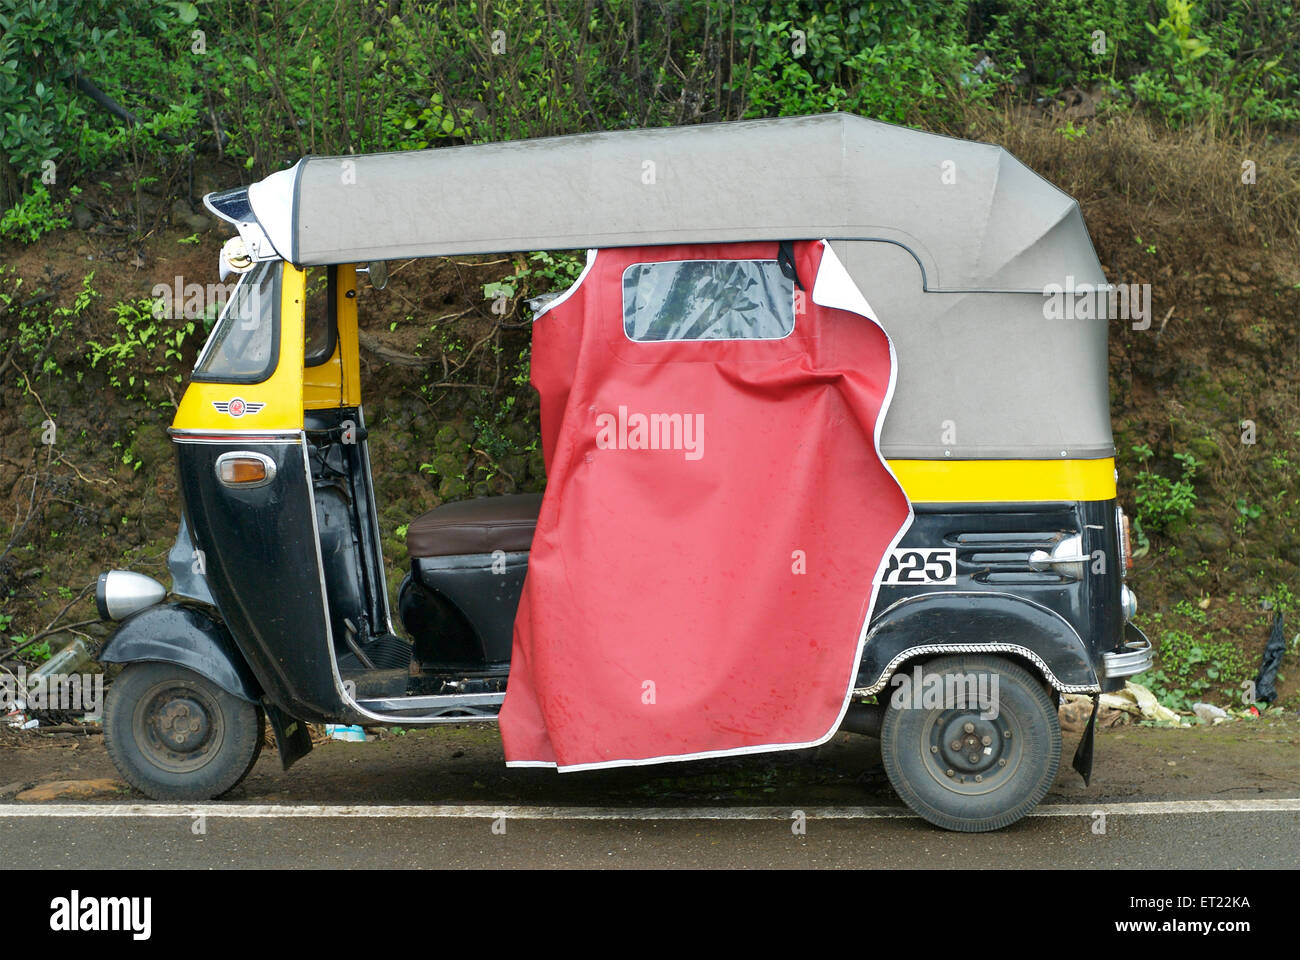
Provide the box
[93,113,1150,831]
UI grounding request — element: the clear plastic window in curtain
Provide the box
[621,260,795,342]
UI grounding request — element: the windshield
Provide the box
[192,260,280,383]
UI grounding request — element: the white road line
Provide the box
[0,798,1297,820]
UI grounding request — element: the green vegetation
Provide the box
[4,1,1300,209]
[0,183,75,243]
[87,297,196,406]
[1131,444,1199,534]
[1134,598,1256,712]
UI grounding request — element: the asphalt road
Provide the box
[2,719,1298,869]
[0,802,1295,869]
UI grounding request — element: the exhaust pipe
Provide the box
[840,701,884,738]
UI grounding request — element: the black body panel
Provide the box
[859,500,1124,691]
[175,437,345,720]
[305,408,393,647]
[98,602,261,702]
[400,551,528,673]
[857,592,1095,689]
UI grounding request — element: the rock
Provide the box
[169,197,192,224]
[1097,706,1130,728]
[433,423,460,448]
[427,452,460,477]
[16,778,127,802]
[1192,521,1230,554]
[1058,695,1096,733]
[1060,694,1130,732]
[71,203,94,230]
[438,476,470,500]
[183,213,212,234]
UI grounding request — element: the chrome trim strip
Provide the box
[171,430,301,445]
[356,407,396,634]
[356,693,504,713]
[853,642,1101,696]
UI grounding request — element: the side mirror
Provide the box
[359,261,389,290]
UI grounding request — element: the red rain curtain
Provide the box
[500,240,910,769]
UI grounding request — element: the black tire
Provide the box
[879,654,1061,832]
[103,662,264,801]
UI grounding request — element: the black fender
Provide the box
[98,602,261,702]
[857,591,1100,693]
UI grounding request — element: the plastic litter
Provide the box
[3,690,29,728]
[1098,681,1184,726]
[28,638,91,682]
[325,723,367,742]
[1191,702,1228,723]
[1254,612,1286,704]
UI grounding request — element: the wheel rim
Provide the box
[919,706,1024,797]
[131,680,226,774]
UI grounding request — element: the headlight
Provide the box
[96,570,166,621]
[1029,533,1088,579]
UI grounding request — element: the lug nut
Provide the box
[998,758,1007,767]
[974,775,983,782]
[930,745,938,753]
[982,735,992,746]
[952,741,962,750]
[969,754,979,763]
[963,722,975,733]
[945,769,955,777]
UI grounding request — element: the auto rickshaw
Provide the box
[93,113,1150,831]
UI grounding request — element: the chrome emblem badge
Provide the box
[213,398,265,418]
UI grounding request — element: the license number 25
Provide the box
[879,548,957,585]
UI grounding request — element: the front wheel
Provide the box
[879,654,1061,832]
[104,661,264,801]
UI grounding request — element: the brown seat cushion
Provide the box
[406,493,542,559]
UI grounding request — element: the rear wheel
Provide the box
[879,654,1060,832]
[104,662,264,801]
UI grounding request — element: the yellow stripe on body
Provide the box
[887,458,1117,503]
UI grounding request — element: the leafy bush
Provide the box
[1130,0,1300,129]
[733,1,987,124]
[0,183,74,243]
[979,0,1148,92]
[86,297,196,406]
[1131,443,1199,533]
[2,0,1298,223]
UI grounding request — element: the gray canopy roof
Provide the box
[226,113,1103,293]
